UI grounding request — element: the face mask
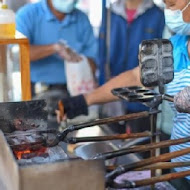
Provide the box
[164,2,190,35]
[52,0,76,13]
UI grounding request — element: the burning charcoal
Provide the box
[17,145,68,166]
[21,152,38,159]
[30,144,45,151]
[14,146,48,160]
[21,152,49,159]
[12,142,45,152]
[8,136,45,152]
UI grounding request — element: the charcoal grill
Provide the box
[0,100,105,190]
[0,130,105,190]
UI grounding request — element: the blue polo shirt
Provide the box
[16,0,97,84]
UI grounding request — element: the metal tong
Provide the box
[46,110,158,147]
[94,137,190,160]
[65,131,159,144]
[110,170,190,189]
[7,110,159,150]
[106,162,190,172]
[106,145,190,188]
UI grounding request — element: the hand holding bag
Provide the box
[65,56,99,123]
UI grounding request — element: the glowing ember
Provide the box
[14,147,48,160]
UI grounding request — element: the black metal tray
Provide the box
[112,86,159,102]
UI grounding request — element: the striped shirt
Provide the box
[166,34,190,179]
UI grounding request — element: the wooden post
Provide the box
[19,41,31,100]
[0,45,8,101]
[0,32,31,101]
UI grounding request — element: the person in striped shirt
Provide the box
[163,0,190,189]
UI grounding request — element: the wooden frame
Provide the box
[0,31,31,101]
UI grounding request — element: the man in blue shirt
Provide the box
[16,0,97,94]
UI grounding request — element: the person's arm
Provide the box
[57,67,142,121]
[30,44,58,61]
[85,66,142,105]
[30,43,84,62]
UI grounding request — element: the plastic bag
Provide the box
[64,56,99,124]
[65,56,95,96]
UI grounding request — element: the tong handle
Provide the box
[106,143,190,182]
[107,162,190,172]
[97,137,190,160]
[57,111,158,143]
[109,170,190,188]
[66,131,155,144]
[71,111,150,131]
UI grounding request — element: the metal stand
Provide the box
[150,109,158,190]
[111,86,165,190]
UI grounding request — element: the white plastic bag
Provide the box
[65,56,99,123]
[65,56,95,96]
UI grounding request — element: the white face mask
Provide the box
[164,2,190,35]
[52,0,76,13]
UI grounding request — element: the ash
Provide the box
[18,145,68,166]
